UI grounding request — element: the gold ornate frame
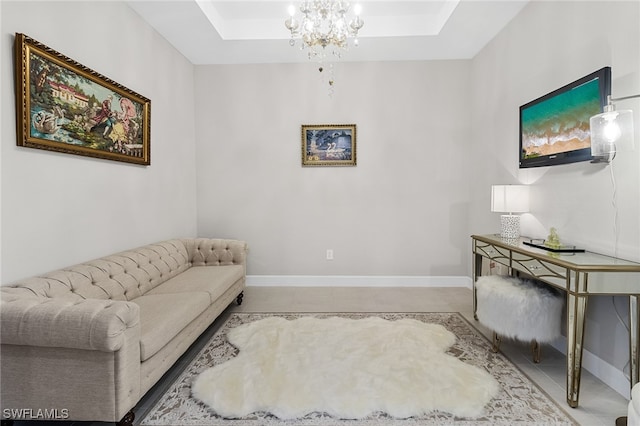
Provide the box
[14,33,151,165]
[301,124,357,167]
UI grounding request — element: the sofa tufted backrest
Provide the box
[2,240,190,301]
[182,238,247,268]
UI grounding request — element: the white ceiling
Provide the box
[127,0,529,65]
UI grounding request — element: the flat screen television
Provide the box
[519,67,611,168]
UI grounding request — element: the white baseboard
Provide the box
[245,275,628,399]
[247,275,473,289]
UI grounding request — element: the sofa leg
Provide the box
[117,410,135,426]
[236,291,244,305]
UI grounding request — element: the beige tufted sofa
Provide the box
[0,238,248,425]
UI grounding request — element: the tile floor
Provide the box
[10,286,629,425]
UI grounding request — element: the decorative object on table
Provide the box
[522,237,585,253]
[301,124,356,166]
[545,227,561,249]
[590,93,639,163]
[284,1,364,93]
[14,33,151,165]
[475,275,563,363]
[491,184,529,239]
[140,312,577,426]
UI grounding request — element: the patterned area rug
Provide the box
[139,312,577,426]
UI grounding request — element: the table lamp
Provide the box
[491,185,529,239]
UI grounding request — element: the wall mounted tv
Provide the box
[519,67,611,168]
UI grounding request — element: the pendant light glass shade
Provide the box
[589,96,636,163]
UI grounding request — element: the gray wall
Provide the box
[470,0,640,395]
[194,61,472,278]
[0,1,198,283]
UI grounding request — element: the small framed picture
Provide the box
[301,124,356,167]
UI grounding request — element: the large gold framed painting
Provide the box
[14,33,151,165]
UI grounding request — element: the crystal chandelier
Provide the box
[285,1,364,91]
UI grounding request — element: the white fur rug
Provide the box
[139,313,578,426]
[191,316,499,420]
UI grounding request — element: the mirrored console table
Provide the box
[471,234,640,408]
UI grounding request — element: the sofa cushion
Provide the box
[132,292,210,361]
[146,265,244,304]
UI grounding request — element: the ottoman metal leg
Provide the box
[532,340,541,363]
[492,331,501,353]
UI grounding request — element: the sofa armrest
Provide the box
[0,295,139,352]
[183,238,248,268]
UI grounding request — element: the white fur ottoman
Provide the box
[476,275,563,363]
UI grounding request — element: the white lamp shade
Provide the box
[590,108,634,161]
[491,185,529,214]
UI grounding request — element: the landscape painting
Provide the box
[14,33,151,165]
[301,124,357,167]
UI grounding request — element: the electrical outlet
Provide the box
[326,249,334,260]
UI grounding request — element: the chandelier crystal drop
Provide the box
[285,1,364,63]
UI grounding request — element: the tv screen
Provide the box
[519,67,611,168]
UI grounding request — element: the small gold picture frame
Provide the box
[301,124,357,167]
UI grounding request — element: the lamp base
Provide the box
[500,214,521,239]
